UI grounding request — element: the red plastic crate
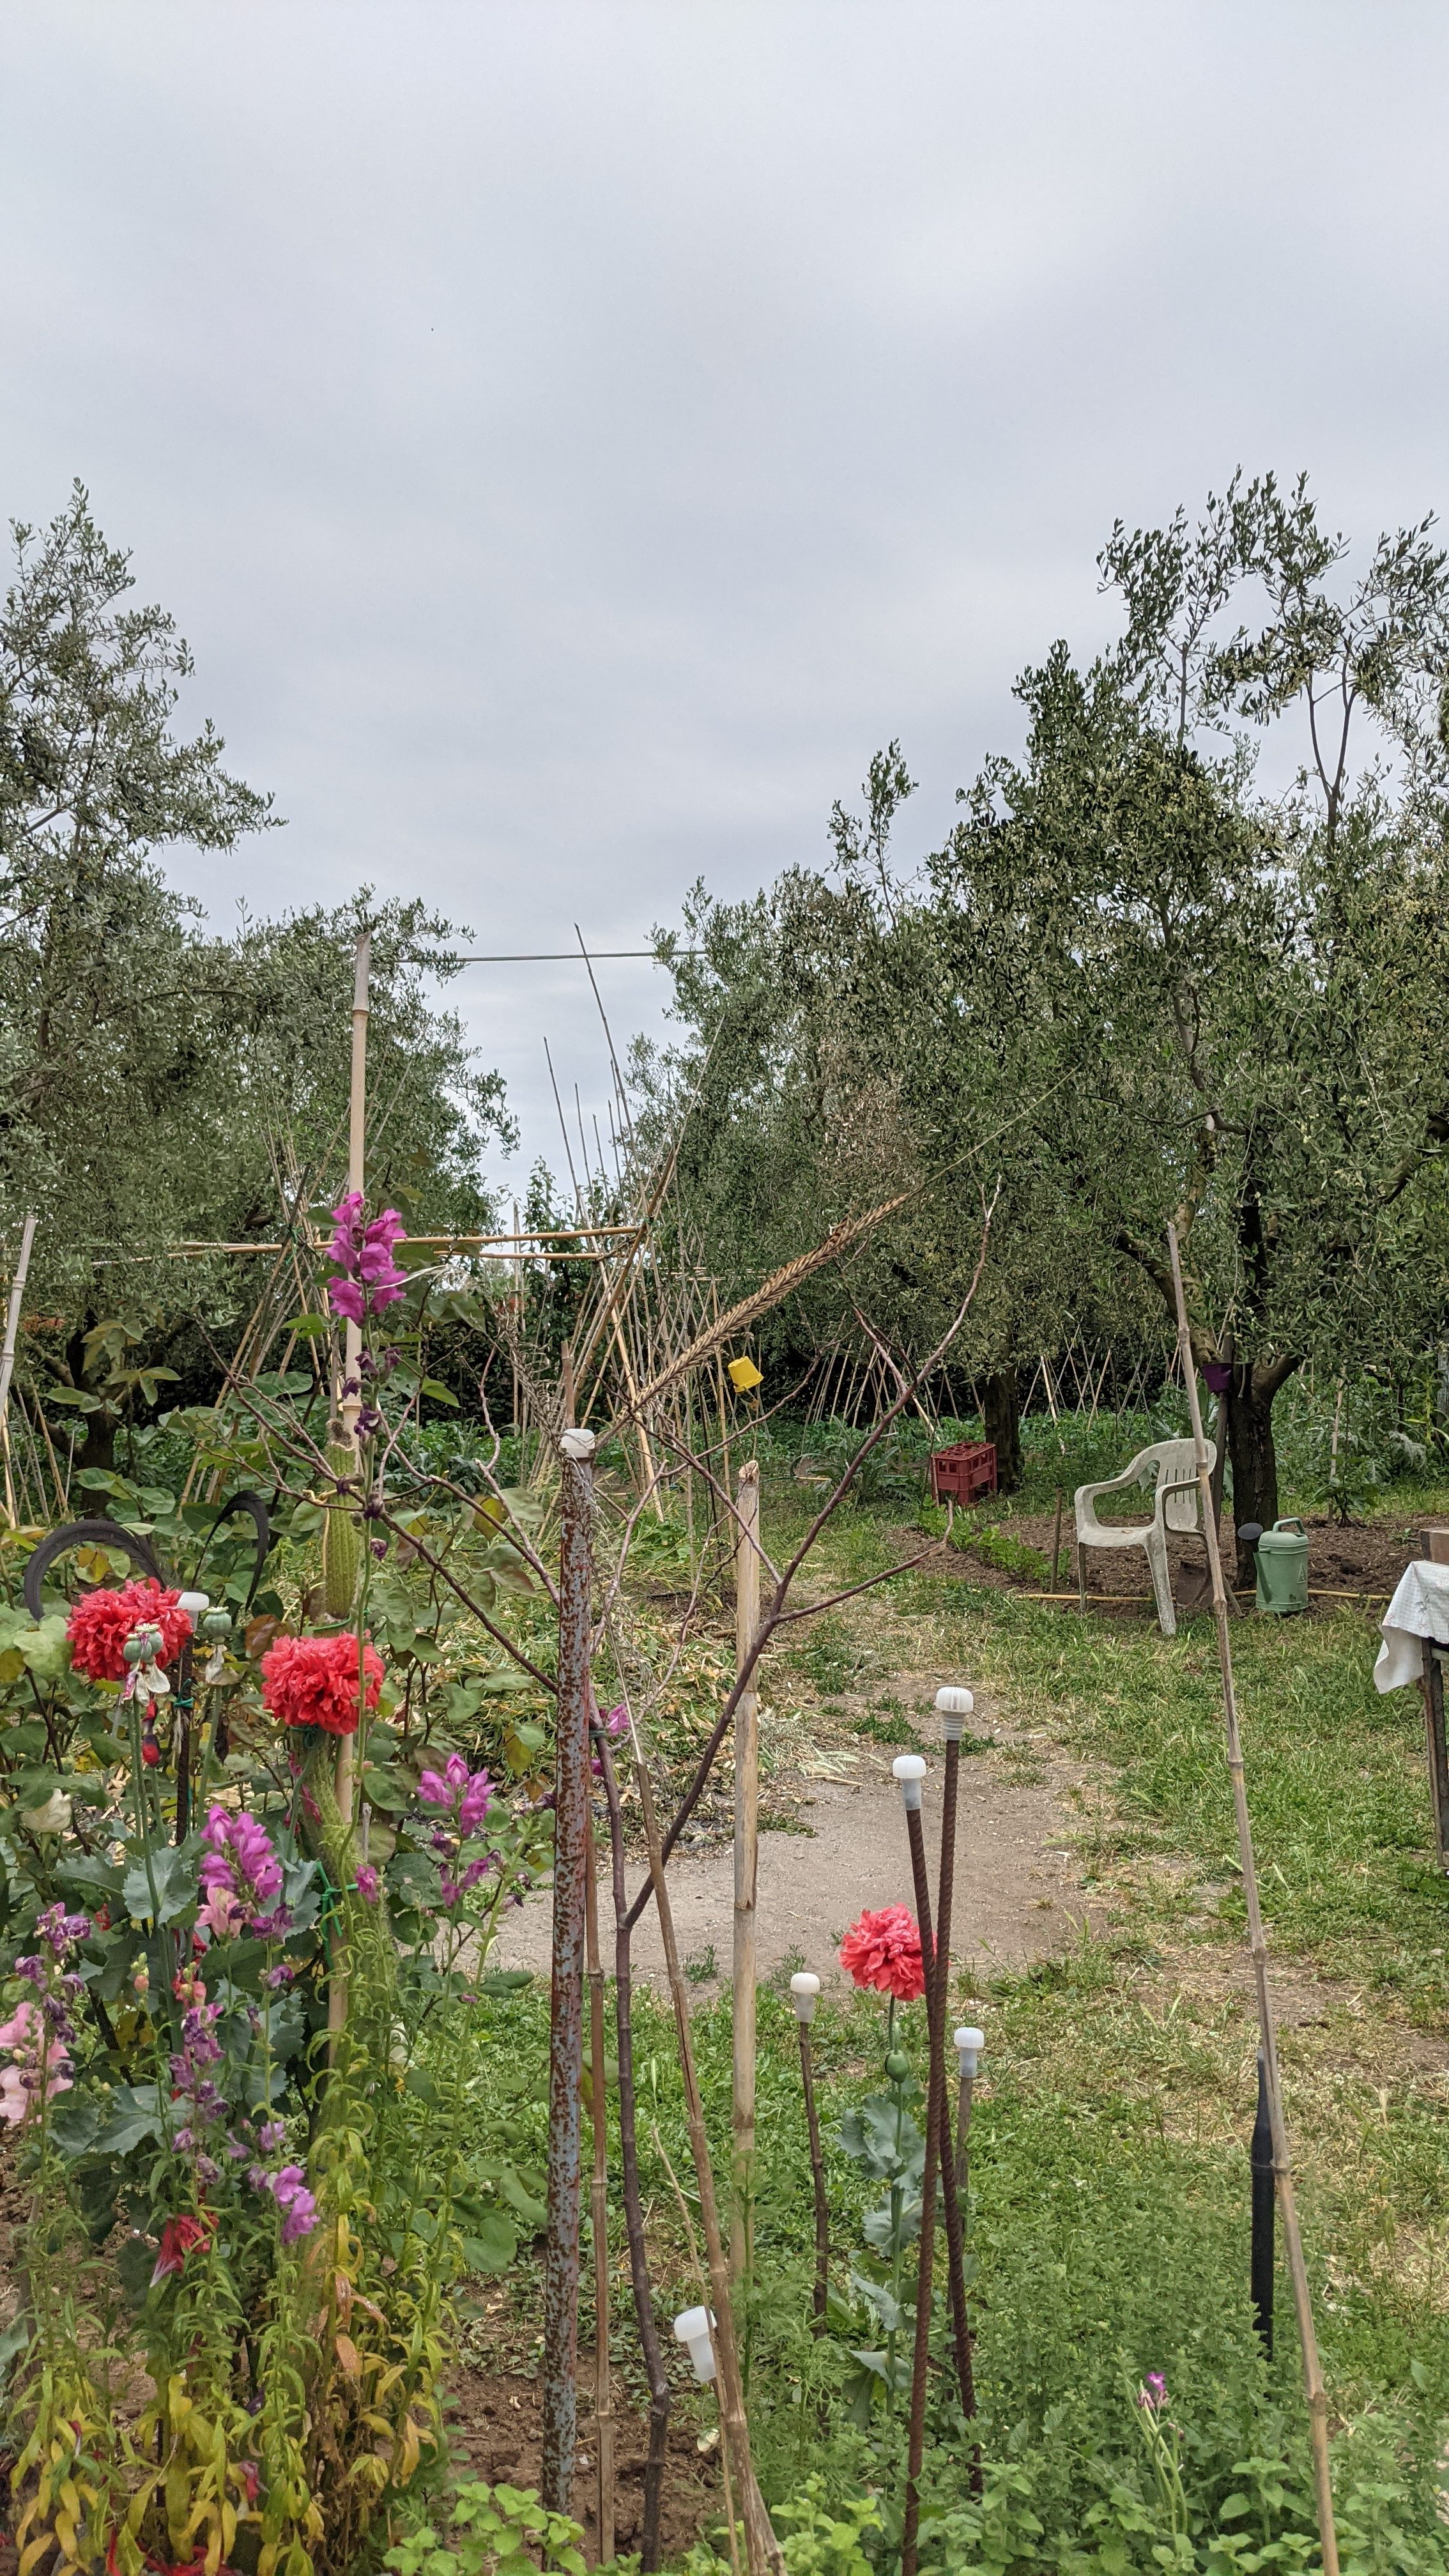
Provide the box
[930,1439,997,1506]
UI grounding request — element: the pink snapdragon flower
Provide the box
[0,1998,72,2123]
[199,1804,288,1938]
[267,2163,318,2245]
[416,1750,495,1913]
[418,1749,493,1837]
[326,1192,408,1326]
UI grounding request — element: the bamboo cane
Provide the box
[542,1426,596,2511]
[788,1976,829,2329]
[634,1754,784,2576]
[584,1816,615,2558]
[0,1216,38,1529]
[730,1461,761,2294]
[1165,1225,1338,2575]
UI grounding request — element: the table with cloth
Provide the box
[1374,1560,1449,1871]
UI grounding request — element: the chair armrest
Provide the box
[1075,1465,1143,1505]
[1154,1471,1206,1531]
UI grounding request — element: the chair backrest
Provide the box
[1141,1436,1216,1532]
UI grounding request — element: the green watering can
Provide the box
[1255,1518,1310,1616]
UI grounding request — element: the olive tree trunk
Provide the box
[983,1367,1022,1492]
[1224,1357,1301,1586]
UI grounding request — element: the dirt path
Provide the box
[491,1694,1100,1994]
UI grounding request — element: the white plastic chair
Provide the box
[1073,1438,1214,1637]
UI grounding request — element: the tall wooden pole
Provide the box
[584,1818,615,2556]
[335,930,371,1839]
[327,937,369,2056]
[730,1460,761,2290]
[1166,1225,1338,2576]
[0,1216,38,1529]
[542,1424,595,2511]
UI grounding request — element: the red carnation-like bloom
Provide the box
[838,1903,926,2002]
[260,1633,384,1737]
[66,1579,194,1685]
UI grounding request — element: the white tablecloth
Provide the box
[1374,1560,1449,1692]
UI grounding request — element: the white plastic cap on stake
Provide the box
[954,2024,985,2079]
[892,1752,927,1811]
[790,1972,821,2025]
[178,1592,210,1621]
[935,1685,974,1741]
[559,1427,597,1462]
[673,2305,717,2382]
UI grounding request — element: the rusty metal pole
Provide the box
[542,1423,595,2513]
[594,1723,672,2568]
[584,1812,615,2558]
[892,1753,940,2576]
[932,1689,979,2446]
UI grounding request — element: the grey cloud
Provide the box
[1,0,1445,1178]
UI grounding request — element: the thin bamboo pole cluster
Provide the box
[1166,1223,1339,2576]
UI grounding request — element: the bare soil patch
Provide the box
[445,2363,719,2563]
[928,1508,1420,1616]
[492,1698,1103,1995]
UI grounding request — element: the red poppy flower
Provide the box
[66,1581,193,1685]
[260,1633,384,1737]
[838,1904,926,2002]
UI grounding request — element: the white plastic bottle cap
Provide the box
[673,2304,717,2382]
[790,1972,821,2024]
[954,2024,986,2078]
[892,1752,928,1811]
[935,1685,974,1740]
[559,1427,597,1461]
[178,1591,211,1620]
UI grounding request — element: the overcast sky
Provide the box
[3,2,1446,1195]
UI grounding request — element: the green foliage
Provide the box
[385,2478,590,2576]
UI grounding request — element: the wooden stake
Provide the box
[584,1817,615,2558]
[542,1427,596,2510]
[328,935,369,2056]
[1166,1225,1338,2576]
[635,1755,783,2576]
[730,1460,761,2293]
[0,1216,38,1529]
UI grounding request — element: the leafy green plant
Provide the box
[384,2478,588,2576]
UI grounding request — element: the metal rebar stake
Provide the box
[893,1754,941,2576]
[932,1689,979,2444]
[1251,2048,1275,2357]
[594,1722,671,2569]
[584,1811,615,2557]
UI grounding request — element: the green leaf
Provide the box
[122,1841,195,1927]
[460,2214,517,2273]
[477,1968,533,1997]
[419,1379,459,1407]
[95,2085,164,2156]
